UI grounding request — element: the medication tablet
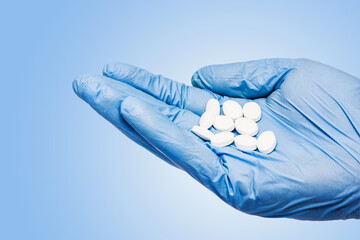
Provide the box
[243,102,261,122]
[206,99,220,116]
[234,135,257,151]
[235,118,258,136]
[191,125,214,141]
[213,115,235,132]
[257,131,277,154]
[199,112,216,129]
[222,100,243,120]
[211,131,234,147]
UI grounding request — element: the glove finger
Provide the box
[191,58,297,98]
[73,74,174,166]
[72,74,202,167]
[120,96,231,198]
[103,63,221,115]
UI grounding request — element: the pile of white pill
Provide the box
[191,99,277,154]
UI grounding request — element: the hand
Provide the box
[73,58,360,220]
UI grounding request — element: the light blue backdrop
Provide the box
[1,0,359,239]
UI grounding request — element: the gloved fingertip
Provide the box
[120,97,151,123]
[102,63,116,76]
[103,62,138,80]
[120,96,138,115]
[190,71,201,87]
[72,79,79,95]
[72,74,93,96]
[191,68,206,88]
[72,74,108,102]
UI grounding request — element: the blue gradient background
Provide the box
[1,0,359,239]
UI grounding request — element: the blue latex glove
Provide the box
[73,58,360,220]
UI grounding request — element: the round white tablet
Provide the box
[199,112,216,129]
[234,118,258,136]
[210,131,234,147]
[213,115,235,132]
[234,135,257,151]
[243,102,261,122]
[191,125,214,141]
[206,99,220,116]
[257,131,277,154]
[222,100,243,120]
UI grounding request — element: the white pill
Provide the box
[191,125,214,141]
[199,112,216,129]
[257,131,277,154]
[222,100,243,120]
[213,115,234,132]
[206,99,220,116]
[243,102,261,122]
[234,118,258,136]
[234,135,257,151]
[211,131,234,147]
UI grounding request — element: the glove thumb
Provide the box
[191,58,296,98]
